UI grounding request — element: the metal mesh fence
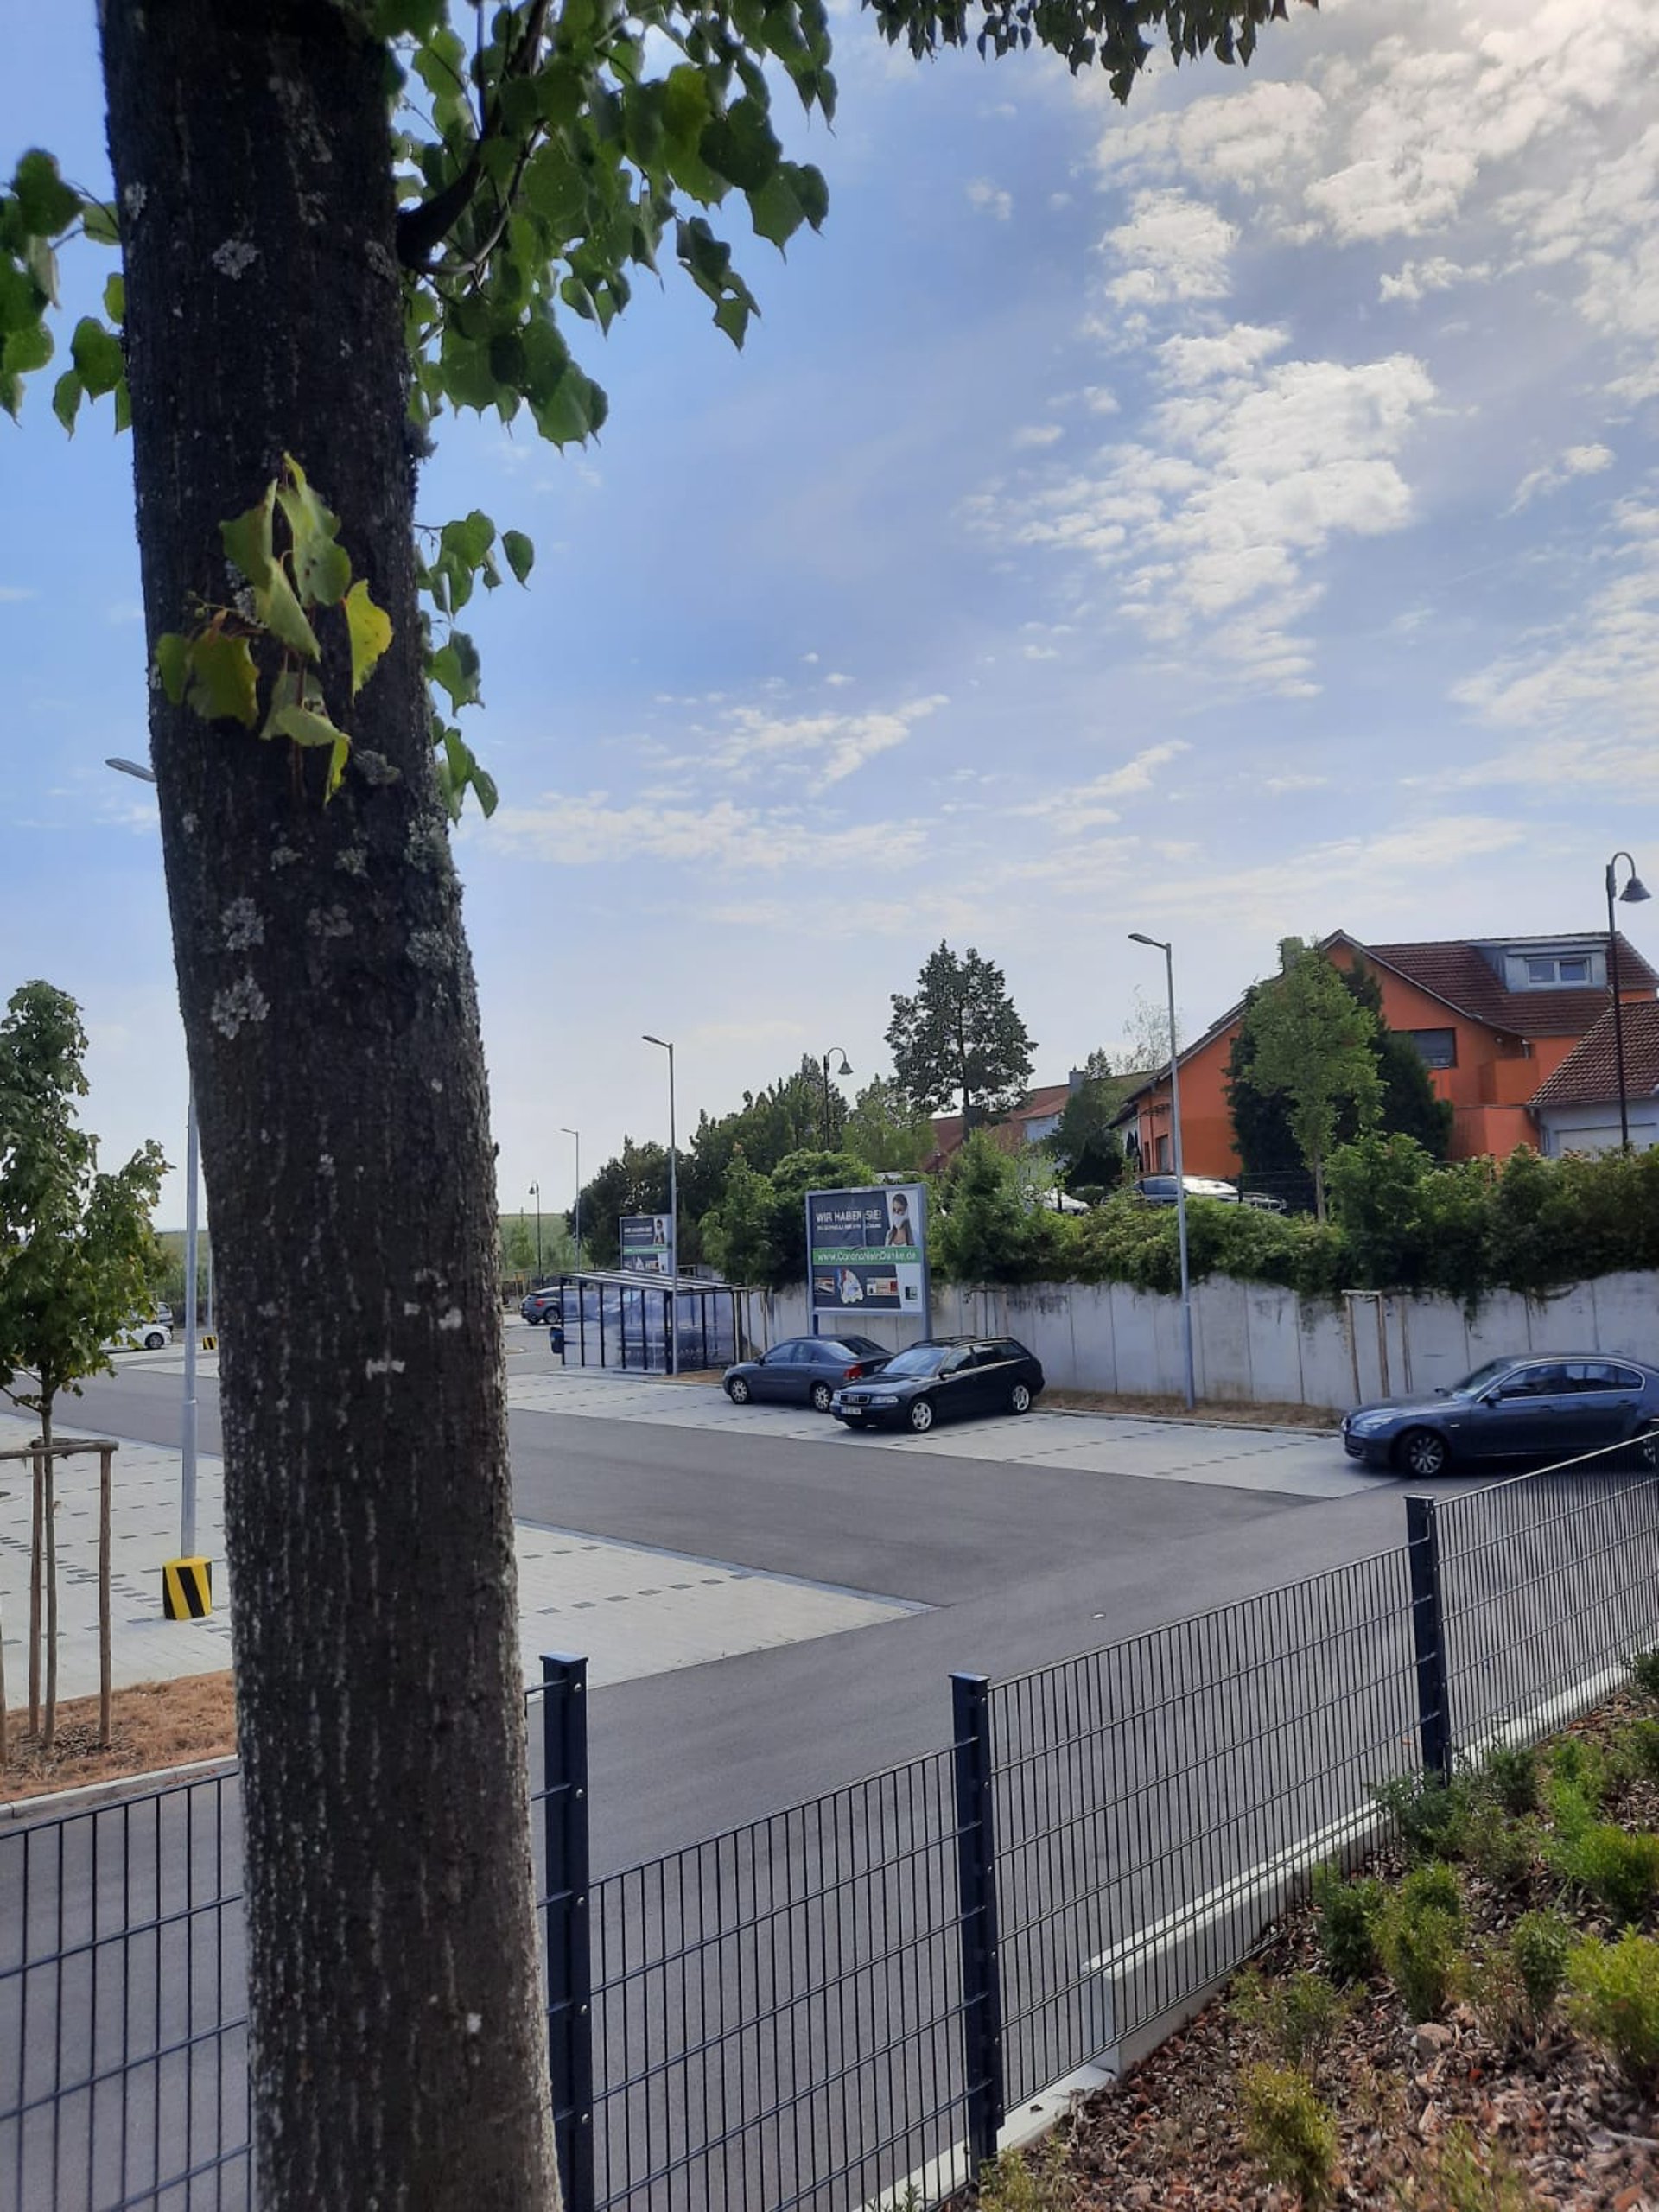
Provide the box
[988,1546,1420,2104]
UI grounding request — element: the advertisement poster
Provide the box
[806,1185,929,1319]
[620,1213,672,1276]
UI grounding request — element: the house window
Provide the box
[1407,1028,1458,1070]
[1523,954,1597,987]
[1155,1135,1172,1171]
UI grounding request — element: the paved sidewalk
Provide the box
[0,1410,916,1705]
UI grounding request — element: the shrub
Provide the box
[1560,1825,1659,1926]
[1618,1717,1659,1786]
[1370,1771,1472,1861]
[1567,1931,1659,2083]
[1402,2121,1544,2211]
[1230,1967,1350,2069]
[973,2138,1069,2212]
[1479,1740,1539,1817]
[1311,1863,1382,1985]
[1379,1869,1465,2024]
[1238,2063,1338,2209]
[1547,1736,1611,1808]
[1510,1910,1573,2024]
[1629,1649,1659,1704]
[1463,1800,1537,1894]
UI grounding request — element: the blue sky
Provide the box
[5,0,1659,1226]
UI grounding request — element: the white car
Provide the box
[103,1318,172,1353]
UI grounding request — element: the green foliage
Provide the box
[1067,1186,1343,1298]
[1399,2122,1544,2212]
[156,457,393,804]
[1551,1823,1659,1926]
[1234,938,1382,1217]
[0,982,168,1433]
[1620,1718,1659,1785]
[1378,1866,1464,2023]
[842,1076,933,1176]
[887,944,1035,1122]
[934,1131,1067,1286]
[1462,1799,1537,1895]
[1237,2063,1338,2209]
[1567,1930,1659,2082]
[1510,1909,1574,2024]
[1229,1966,1351,2069]
[1370,1771,1473,1862]
[575,1137,671,1268]
[1629,1649,1659,1702]
[1479,1740,1539,1818]
[698,1149,776,1286]
[1310,1864,1382,1986]
[1049,1075,1128,1197]
[1547,1734,1612,1812]
[0,148,126,428]
[971,2135,1070,2211]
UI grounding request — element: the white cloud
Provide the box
[1157,323,1287,387]
[966,179,1013,222]
[1019,740,1190,830]
[658,690,944,787]
[0,586,38,602]
[1103,190,1236,308]
[486,794,924,873]
[1263,772,1330,795]
[1012,423,1065,451]
[1081,385,1120,415]
[1507,442,1614,514]
[1377,257,1489,304]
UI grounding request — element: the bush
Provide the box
[1401,2121,1544,2212]
[1567,1931,1659,2083]
[1379,1869,1465,2024]
[1554,1824,1659,1926]
[1548,1735,1612,1808]
[1311,1863,1382,1985]
[1629,1649,1659,1703]
[1479,1741,1539,1817]
[1510,1910,1573,2024]
[1619,1717,1659,1785]
[1230,1967,1350,2068]
[1371,1771,1473,1861]
[1238,2063,1338,2209]
[1463,1799,1537,1894]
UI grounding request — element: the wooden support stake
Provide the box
[28,1446,42,1738]
[99,1445,114,1748]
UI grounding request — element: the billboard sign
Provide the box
[620,1213,671,1275]
[806,1185,929,1322]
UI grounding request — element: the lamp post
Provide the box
[1129,931,1195,1411]
[821,1046,852,1146]
[1605,852,1652,1152]
[528,1181,542,1279]
[562,1127,582,1268]
[105,755,201,1557]
[643,1034,678,1374]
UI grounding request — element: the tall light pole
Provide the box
[562,1127,582,1268]
[642,1034,678,1374]
[821,1046,852,1146]
[1129,931,1195,1411]
[106,755,201,1556]
[1605,851,1651,1151]
[528,1181,542,1278]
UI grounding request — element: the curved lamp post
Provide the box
[562,1127,582,1268]
[821,1046,852,1145]
[643,1035,678,1374]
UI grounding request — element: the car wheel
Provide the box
[810,1380,834,1414]
[1631,1428,1659,1471]
[907,1396,936,1435]
[727,1376,751,1405]
[145,1331,165,1351]
[1398,1427,1448,1479]
[1008,1381,1033,1416]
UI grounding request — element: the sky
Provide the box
[4,0,1659,1227]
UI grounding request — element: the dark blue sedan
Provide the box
[1342,1355,1659,1478]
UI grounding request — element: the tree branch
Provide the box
[396,0,553,273]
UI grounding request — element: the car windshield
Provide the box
[836,1336,887,1357]
[879,1345,954,1378]
[1450,1358,1517,1398]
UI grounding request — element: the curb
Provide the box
[1,1752,238,1827]
[1042,1402,1341,1440]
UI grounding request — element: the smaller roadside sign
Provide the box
[620,1213,671,1275]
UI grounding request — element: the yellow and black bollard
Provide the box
[162,1556,213,1618]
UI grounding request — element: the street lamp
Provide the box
[105,755,202,1556]
[562,1128,582,1268]
[642,1034,678,1375]
[821,1046,852,1145]
[528,1181,542,1278]
[1128,931,1195,1411]
[1606,852,1652,1151]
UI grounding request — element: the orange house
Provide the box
[1120,931,1659,1180]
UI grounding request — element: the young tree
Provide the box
[4,1,1302,2197]
[843,1074,935,1173]
[935,1129,1067,1283]
[698,1147,777,1283]
[576,1138,671,1268]
[1120,988,1179,1074]
[0,982,166,1745]
[1242,939,1383,1219]
[887,943,1036,1124]
[1050,1076,1128,1197]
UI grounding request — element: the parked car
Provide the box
[521,1287,563,1325]
[724,1335,891,1414]
[103,1317,172,1353]
[1135,1174,1241,1205]
[831,1336,1046,1435]
[1342,1355,1659,1478]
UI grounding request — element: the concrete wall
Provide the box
[747,1270,1659,1412]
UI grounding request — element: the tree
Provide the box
[698,1147,777,1283]
[4,1,1302,2196]
[576,1139,671,1268]
[1050,1077,1128,1198]
[935,1129,1067,1283]
[0,982,165,1745]
[1240,939,1382,1219]
[843,1075,934,1173]
[887,943,1036,1124]
[1120,988,1179,1074]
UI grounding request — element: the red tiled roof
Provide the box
[926,1082,1077,1166]
[1362,935,1659,1039]
[1530,1002,1659,1110]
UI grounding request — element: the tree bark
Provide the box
[100,7,557,2205]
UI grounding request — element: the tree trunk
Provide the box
[27,1439,41,1735]
[100,8,557,2206]
[41,1398,57,1751]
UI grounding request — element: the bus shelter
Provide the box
[556,1271,739,1375]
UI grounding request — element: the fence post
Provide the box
[1405,1496,1452,1782]
[542,1654,595,2212]
[951,1670,1005,2178]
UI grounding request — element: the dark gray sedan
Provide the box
[832,1336,1046,1434]
[1342,1355,1659,1478]
[724,1335,892,1414]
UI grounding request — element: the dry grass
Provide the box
[3,1673,236,1803]
[1043,1388,1339,1431]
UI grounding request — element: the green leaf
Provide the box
[51,368,82,434]
[439,509,496,571]
[260,563,322,661]
[502,530,535,586]
[79,200,120,247]
[785,161,829,231]
[69,316,124,400]
[749,172,804,251]
[11,150,81,238]
[700,98,782,195]
[187,628,260,728]
[714,294,753,347]
[221,482,277,590]
[326,734,351,803]
[0,370,21,423]
[469,761,499,817]
[271,701,343,747]
[276,454,353,607]
[102,272,124,324]
[344,579,393,698]
[2,319,52,378]
[0,258,41,336]
[428,633,482,712]
[155,632,190,707]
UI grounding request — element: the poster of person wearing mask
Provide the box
[805,1184,930,1325]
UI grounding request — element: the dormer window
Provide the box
[1525,955,1593,987]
